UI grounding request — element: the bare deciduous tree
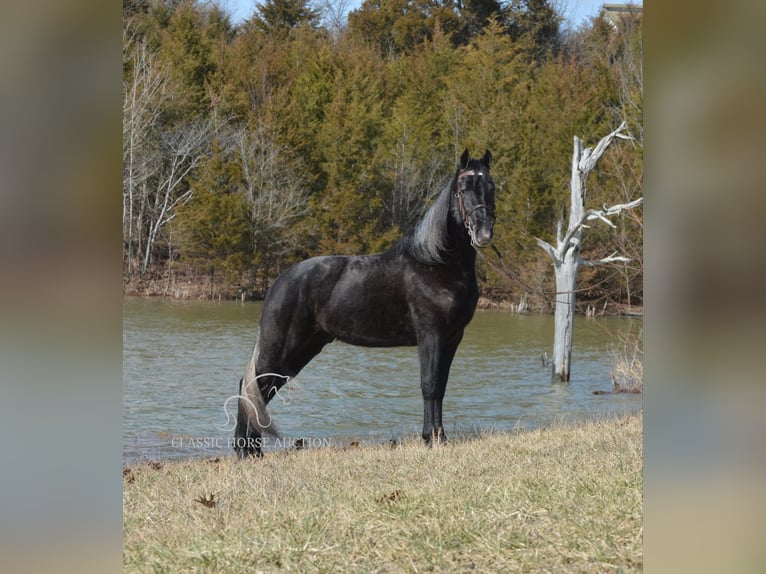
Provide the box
[234,125,309,284]
[318,0,352,39]
[122,34,170,276]
[384,125,449,230]
[536,122,643,381]
[140,119,217,275]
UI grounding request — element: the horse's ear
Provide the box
[482,149,492,169]
[460,149,470,169]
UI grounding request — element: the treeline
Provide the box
[122,0,642,310]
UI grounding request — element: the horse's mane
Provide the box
[395,155,489,264]
[397,174,457,265]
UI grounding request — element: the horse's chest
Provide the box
[412,274,478,327]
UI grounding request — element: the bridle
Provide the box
[454,168,490,247]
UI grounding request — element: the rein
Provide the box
[473,244,627,306]
[472,245,559,305]
[454,170,622,306]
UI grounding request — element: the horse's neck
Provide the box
[445,217,477,271]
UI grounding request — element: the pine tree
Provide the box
[251,0,322,37]
[173,139,253,283]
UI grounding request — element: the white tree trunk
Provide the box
[552,251,578,382]
[536,122,642,382]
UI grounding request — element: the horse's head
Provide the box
[455,149,496,248]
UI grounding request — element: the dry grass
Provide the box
[610,328,643,393]
[124,414,642,573]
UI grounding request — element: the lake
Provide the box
[123,297,641,462]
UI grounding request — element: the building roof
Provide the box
[603,3,643,27]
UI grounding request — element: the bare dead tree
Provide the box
[536,122,643,382]
[318,0,352,39]
[233,125,309,284]
[141,119,217,275]
[384,124,449,230]
[122,35,170,276]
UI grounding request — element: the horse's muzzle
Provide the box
[469,225,493,248]
[473,232,493,248]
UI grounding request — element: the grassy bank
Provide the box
[124,414,642,572]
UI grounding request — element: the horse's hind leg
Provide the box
[234,369,289,459]
[233,377,263,458]
[234,366,291,459]
[235,329,332,458]
[258,331,333,403]
[282,331,334,378]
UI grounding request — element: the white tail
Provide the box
[241,330,280,437]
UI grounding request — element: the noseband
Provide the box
[455,169,489,246]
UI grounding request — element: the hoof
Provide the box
[422,428,447,446]
[233,436,263,459]
[235,447,263,460]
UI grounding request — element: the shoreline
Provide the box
[124,276,643,316]
[123,407,643,467]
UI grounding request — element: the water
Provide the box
[123,297,641,462]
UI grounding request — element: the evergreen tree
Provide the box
[348,0,472,54]
[379,27,458,230]
[454,0,505,45]
[251,0,322,37]
[309,41,389,254]
[160,1,232,116]
[122,1,642,307]
[172,139,253,282]
[504,0,561,61]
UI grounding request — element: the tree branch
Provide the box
[535,237,558,262]
[580,251,633,267]
[561,196,643,250]
[578,121,630,174]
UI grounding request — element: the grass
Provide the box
[123,414,642,573]
[610,328,643,393]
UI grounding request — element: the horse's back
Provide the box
[261,253,417,347]
[262,256,346,311]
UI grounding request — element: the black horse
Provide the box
[234,149,496,458]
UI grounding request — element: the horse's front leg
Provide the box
[418,333,462,444]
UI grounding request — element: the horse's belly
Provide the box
[319,291,416,347]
